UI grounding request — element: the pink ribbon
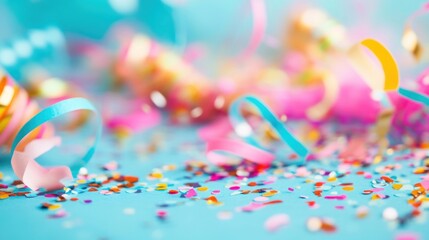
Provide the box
[240,0,266,59]
[11,137,72,191]
[206,138,274,166]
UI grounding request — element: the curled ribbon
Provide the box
[205,95,309,166]
[402,2,429,61]
[240,0,266,59]
[348,37,429,155]
[348,38,399,92]
[347,38,400,158]
[306,73,339,121]
[10,97,102,191]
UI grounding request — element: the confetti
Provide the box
[264,214,289,232]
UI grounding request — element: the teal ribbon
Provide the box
[398,87,429,106]
[229,95,309,164]
[10,97,102,176]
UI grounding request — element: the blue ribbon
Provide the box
[10,97,102,176]
[398,87,429,106]
[229,95,309,164]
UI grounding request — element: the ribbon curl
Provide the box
[205,95,309,166]
[10,97,102,191]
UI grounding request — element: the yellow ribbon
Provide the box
[348,38,399,92]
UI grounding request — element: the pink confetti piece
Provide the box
[324,195,347,200]
[265,214,289,232]
[184,188,197,198]
[372,188,385,192]
[296,167,311,177]
[103,161,119,171]
[420,181,429,190]
[211,190,221,195]
[156,209,168,219]
[48,210,68,219]
[229,186,240,191]
[364,173,372,179]
[395,232,420,240]
[239,202,265,212]
[44,194,57,198]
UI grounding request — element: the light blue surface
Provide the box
[0,1,428,239]
[0,124,427,240]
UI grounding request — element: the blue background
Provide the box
[1,1,429,239]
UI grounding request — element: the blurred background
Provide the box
[1,0,429,142]
[0,0,428,80]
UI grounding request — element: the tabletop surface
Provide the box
[0,124,427,240]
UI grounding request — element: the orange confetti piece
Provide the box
[342,186,354,191]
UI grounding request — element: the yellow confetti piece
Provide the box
[373,155,383,165]
[342,186,354,191]
[414,167,427,174]
[262,190,278,197]
[0,193,9,200]
[197,186,208,192]
[163,164,177,171]
[371,194,380,201]
[48,204,61,211]
[392,184,403,190]
[156,183,168,191]
[327,177,337,182]
[76,179,86,184]
[151,172,163,179]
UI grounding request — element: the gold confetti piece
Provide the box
[156,183,168,191]
[197,186,208,192]
[402,26,422,61]
[150,172,163,179]
[48,204,61,211]
[76,179,86,184]
[392,183,403,190]
[262,190,278,197]
[327,177,337,182]
[401,1,429,62]
[342,186,354,191]
[371,194,380,201]
[0,193,9,200]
